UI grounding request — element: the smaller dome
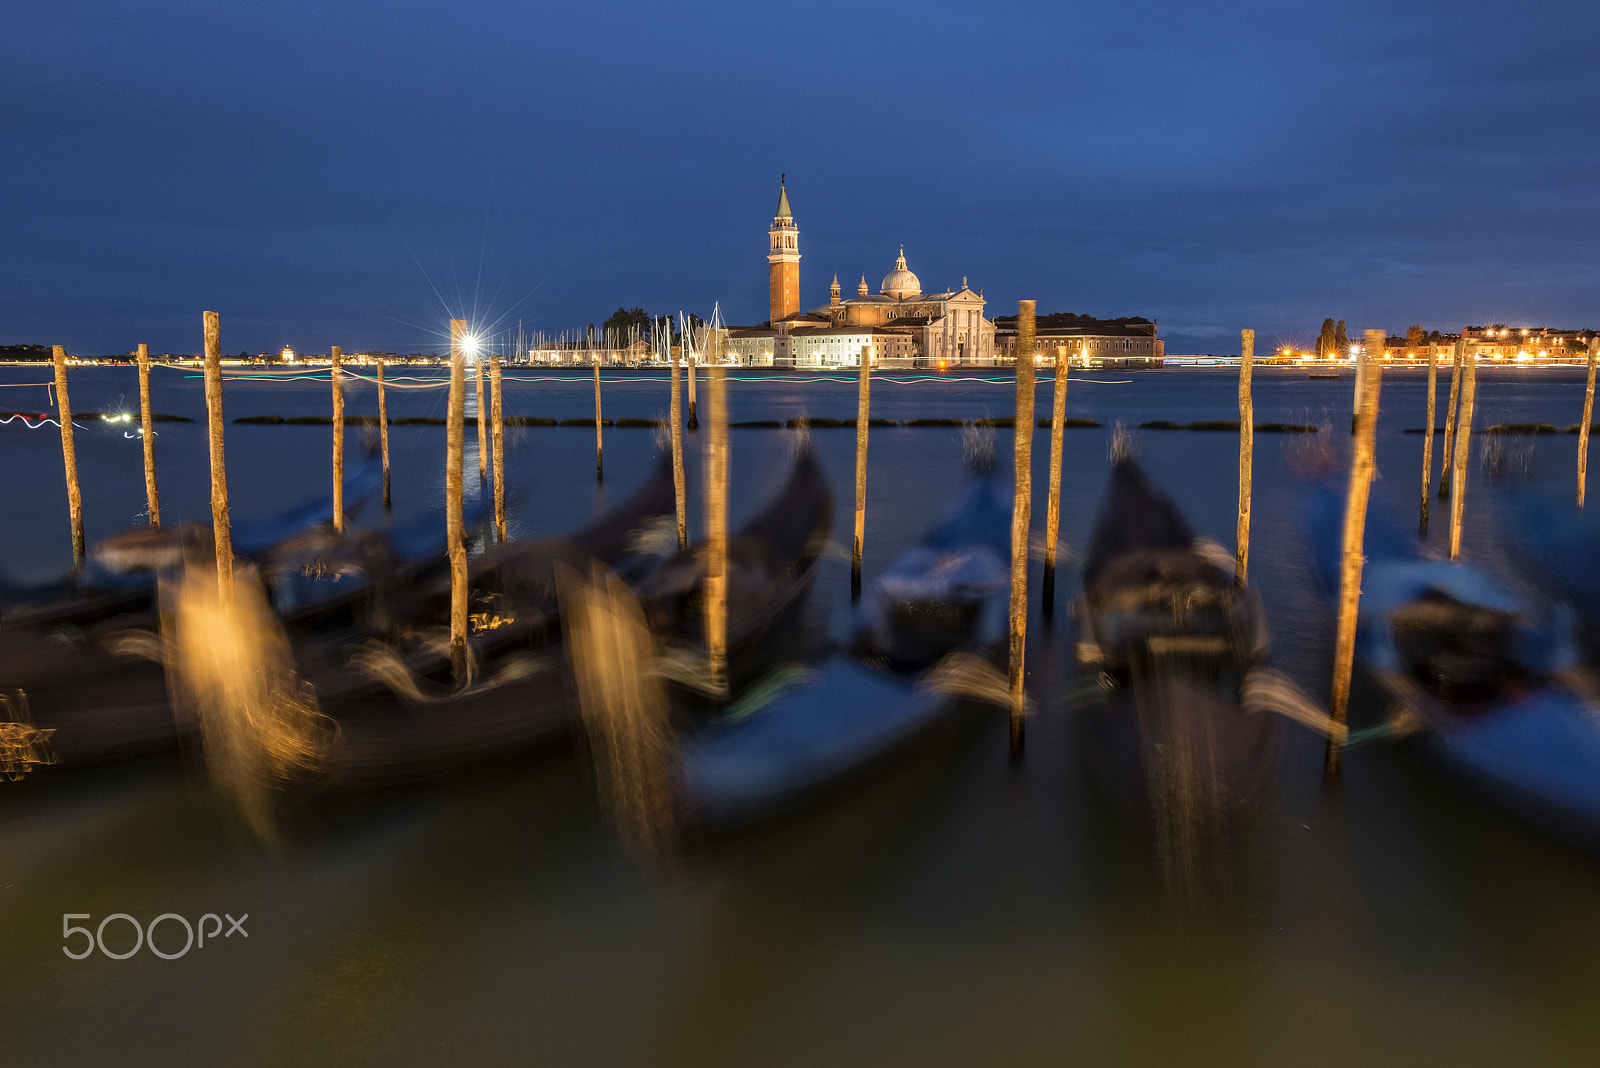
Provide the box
[880,247,921,299]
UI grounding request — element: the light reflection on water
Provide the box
[1,366,1599,1066]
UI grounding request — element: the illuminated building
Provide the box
[994,313,1162,366]
[727,178,997,368]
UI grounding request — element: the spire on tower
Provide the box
[858,273,869,297]
[776,175,792,220]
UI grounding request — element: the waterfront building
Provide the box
[1369,326,1597,363]
[993,312,1162,367]
[527,339,650,365]
[1459,325,1595,362]
[724,179,997,368]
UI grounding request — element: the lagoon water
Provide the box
[3,364,1599,1066]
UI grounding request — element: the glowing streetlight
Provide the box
[461,334,481,358]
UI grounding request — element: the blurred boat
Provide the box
[303,448,831,792]
[1507,496,1600,655]
[674,465,1008,832]
[0,460,635,779]
[0,452,385,631]
[635,444,833,695]
[1307,478,1600,853]
[1074,458,1277,833]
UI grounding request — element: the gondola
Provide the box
[672,464,1008,833]
[1073,457,1276,835]
[635,444,833,695]
[1306,477,1600,853]
[0,460,656,779]
[299,448,831,793]
[1505,495,1600,655]
[0,453,385,632]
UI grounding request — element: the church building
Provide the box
[725,179,997,367]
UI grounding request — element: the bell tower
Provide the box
[768,175,800,322]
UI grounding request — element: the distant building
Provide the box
[724,179,997,367]
[1459,325,1594,362]
[527,339,649,365]
[1375,326,1597,362]
[993,313,1162,366]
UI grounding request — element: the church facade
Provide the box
[725,179,997,368]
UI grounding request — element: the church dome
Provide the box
[880,248,921,299]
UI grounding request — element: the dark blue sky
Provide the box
[5,0,1597,356]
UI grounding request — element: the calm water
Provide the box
[3,364,1598,1066]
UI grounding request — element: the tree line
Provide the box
[600,307,704,345]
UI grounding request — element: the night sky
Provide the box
[6,0,1597,357]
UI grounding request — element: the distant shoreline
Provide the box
[0,358,1590,374]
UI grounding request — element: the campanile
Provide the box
[768,175,800,322]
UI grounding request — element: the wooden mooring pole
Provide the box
[1351,340,1367,433]
[852,344,872,601]
[1439,338,1464,498]
[686,349,699,431]
[474,353,488,483]
[377,360,391,511]
[594,353,604,482]
[1326,329,1383,780]
[704,362,728,698]
[1580,337,1599,510]
[202,312,233,601]
[1421,341,1437,534]
[670,334,687,550]
[115,344,160,533]
[1042,343,1068,615]
[331,345,345,533]
[1449,346,1478,561]
[490,355,506,542]
[1008,301,1037,757]
[447,319,469,681]
[1236,328,1254,585]
[51,345,84,565]
[137,344,160,529]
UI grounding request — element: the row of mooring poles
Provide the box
[51,323,213,583]
[48,320,496,655]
